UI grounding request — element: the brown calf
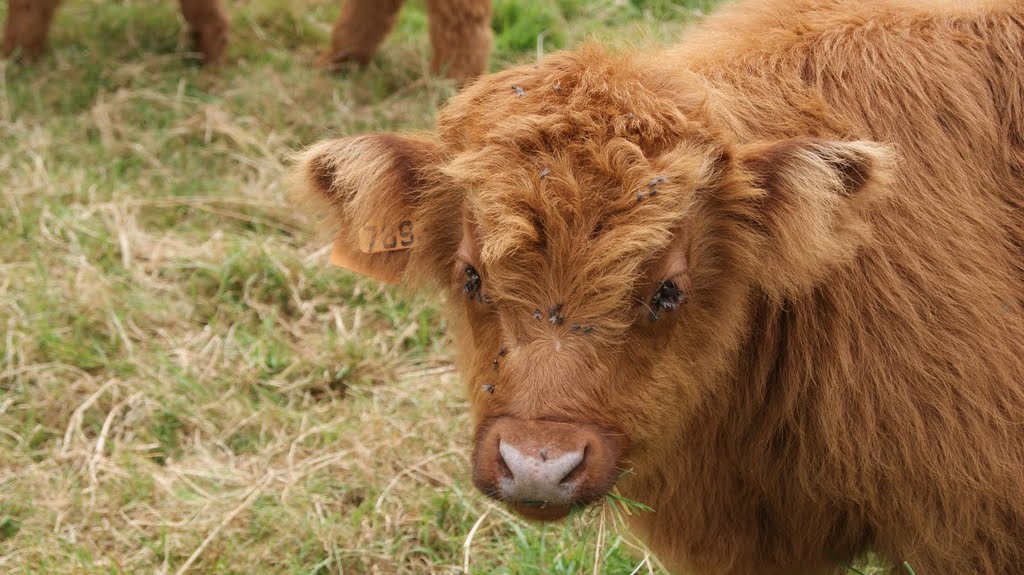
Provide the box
[3,0,491,83]
[293,0,1024,573]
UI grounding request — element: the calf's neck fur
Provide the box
[293,1,1024,573]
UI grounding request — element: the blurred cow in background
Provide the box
[4,0,230,63]
[318,0,491,85]
[3,0,491,83]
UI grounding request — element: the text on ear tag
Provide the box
[358,220,415,254]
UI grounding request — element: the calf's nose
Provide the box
[497,440,584,503]
[472,417,625,519]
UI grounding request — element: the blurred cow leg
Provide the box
[178,0,228,63]
[3,0,61,60]
[425,0,491,85]
[319,0,405,70]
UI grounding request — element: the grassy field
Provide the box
[0,1,887,574]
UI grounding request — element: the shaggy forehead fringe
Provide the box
[436,45,723,317]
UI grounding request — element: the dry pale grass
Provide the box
[0,1,716,573]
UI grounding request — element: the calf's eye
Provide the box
[649,280,685,322]
[463,265,491,303]
[464,266,481,296]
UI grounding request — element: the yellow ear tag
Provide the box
[327,219,415,284]
[357,220,415,254]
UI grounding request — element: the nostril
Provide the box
[496,445,514,479]
[558,445,587,486]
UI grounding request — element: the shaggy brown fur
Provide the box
[3,0,491,83]
[292,1,1024,573]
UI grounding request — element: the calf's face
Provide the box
[293,49,893,520]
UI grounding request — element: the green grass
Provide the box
[0,1,888,573]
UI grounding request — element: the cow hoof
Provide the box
[315,50,373,72]
[191,25,227,65]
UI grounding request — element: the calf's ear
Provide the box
[737,138,896,296]
[291,134,444,284]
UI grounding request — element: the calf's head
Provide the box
[292,47,894,520]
